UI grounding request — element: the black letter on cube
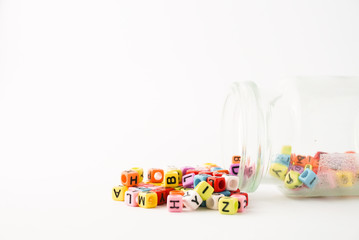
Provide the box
[167,176,177,184]
[130,176,138,185]
[138,195,146,205]
[222,201,230,212]
[169,200,180,209]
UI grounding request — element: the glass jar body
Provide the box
[222,77,359,196]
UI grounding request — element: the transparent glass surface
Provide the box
[222,77,359,196]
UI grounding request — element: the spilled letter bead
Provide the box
[223,175,239,191]
[147,168,164,183]
[231,194,246,212]
[194,181,214,201]
[164,171,179,187]
[218,197,238,215]
[182,173,195,188]
[206,193,224,210]
[193,174,212,188]
[229,164,240,176]
[138,191,158,208]
[232,156,241,164]
[207,176,226,192]
[167,194,183,212]
[121,170,139,187]
[125,190,140,207]
[131,167,144,183]
[112,185,128,201]
[182,190,203,210]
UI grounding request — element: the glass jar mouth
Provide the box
[221,81,270,192]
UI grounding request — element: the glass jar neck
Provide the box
[221,81,272,192]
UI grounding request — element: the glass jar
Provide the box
[221,77,359,197]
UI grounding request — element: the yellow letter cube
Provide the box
[131,167,144,183]
[284,170,302,189]
[167,168,182,183]
[164,171,179,187]
[269,163,288,180]
[218,197,238,215]
[138,191,158,208]
[336,171,354,187]
[112,185,128,201]
[194,181,214,201]
[281,145,292,155]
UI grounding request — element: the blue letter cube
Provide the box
[193,174,212,188]
[299,169,318,188]
[274,154,291,167]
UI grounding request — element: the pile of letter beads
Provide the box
[113,162,248,215]
[269,146,359,191]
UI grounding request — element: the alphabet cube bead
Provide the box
[212,171,225,177]
[284,170,302,189]
[167,168,182,183]
[299,169,318,188]
[135,187,152,192]
[206,193,224,210]
[125,190,140,207]
[148,168,164,183]
[210,167,223,172]
[289,165,304,174]
[182,190,203,210]
[167,194,183,212]
[229,164,240,176]
[169,190,185,196]
[186,169,200,175]
[112,185,128,201]
[121,170,140,187]
[182,173,195,188]
[131,167,144,183]
[336,171,354,187]
[269,163,288,180]
[181,166,194,176]
[198,171,212,176]
[193,174,211,188]
[151,188,168,205]
[216,169,230,174]
[194,181,214,201]
[223,175,239,191]
[274,154,291,167]
[232,156,241,164]
[292,155,307,167]
[317,170,337,189]
[238,192,248,208]
[207,176,226,192]
[231,194,246,212]
[281,145,292,155]
[306,155,320,169]
[164,171,179,187]
[314,151,327,161]
[218,197,238,215]
[138,191,158,208]
[218,190,231,196]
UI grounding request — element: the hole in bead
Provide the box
[154,172,162,180]
[219,179,225,190]
[121,174,127,183]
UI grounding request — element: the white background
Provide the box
[1,1,359,239]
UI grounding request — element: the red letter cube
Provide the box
[207,176,226,192]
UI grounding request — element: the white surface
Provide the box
[1,1,359,239]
